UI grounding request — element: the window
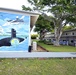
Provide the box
[72,33,74,35]
[66,33,67,35]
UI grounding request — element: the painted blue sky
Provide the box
[0,12,30,35]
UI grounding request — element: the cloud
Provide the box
[0,26,4,33]
[0,19,5,25]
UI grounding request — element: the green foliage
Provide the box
[22,5,32,11]
[43,39,53,45]
[35,15,53,32]
[34,15,54,40]
[63,25,75,31]
[22,0,76,46]
[22,0,76,28]
[31,34,38,39]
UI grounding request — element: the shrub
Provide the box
[43,39,53,45]
[31,34,38,39]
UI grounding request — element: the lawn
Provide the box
[0,58,76,75]
[38,42,76,52]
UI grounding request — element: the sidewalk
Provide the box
[0,52,76,58]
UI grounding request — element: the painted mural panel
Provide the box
[0,12,30,52]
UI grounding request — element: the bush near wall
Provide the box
[31,34,38,39]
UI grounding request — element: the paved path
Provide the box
[0,52,76,58]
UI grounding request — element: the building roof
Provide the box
[0,7,39,29]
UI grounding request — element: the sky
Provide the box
[0,0,30,10]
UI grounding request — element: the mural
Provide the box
[0,12,30,52]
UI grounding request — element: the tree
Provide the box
[34,15,54,40]
[63,25,75,31]
[22,0,76,46]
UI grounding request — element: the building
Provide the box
[61,29,76,46]
[44,29,76,46]
[0,7,39,52]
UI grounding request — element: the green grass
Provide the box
[0,58,76,75]
[38,42,76,52]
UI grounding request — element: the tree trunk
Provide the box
[40,32,43,40]
[54,37,60,46]
[54,26,62,46]
[39,30,45,41]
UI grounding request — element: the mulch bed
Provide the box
[31,44,49,52]
[37,44,49,52]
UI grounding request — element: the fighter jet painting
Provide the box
[3,16,25,26]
